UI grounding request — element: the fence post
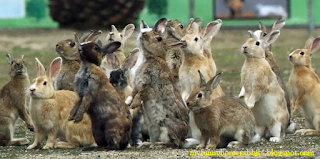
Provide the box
[308,0,314,35]
[189,0,194,19]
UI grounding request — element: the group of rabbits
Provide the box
[1,17,320,151]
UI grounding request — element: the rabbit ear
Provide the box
[6,53,12,64]
[198,70,207,88]
[140,20,149,30]
[102,41,121,57]
[153,18,167,33]
[35,58,46,77]
[86,30,102,42]
[186,18,202,32]
[206,72,223,91]
[263,30,280,47]
[48,57,62,81]
[80,30,93,42]
[188,21,200,34]
[106,54,120,68]
[259,21,267,33]
[304,37,314,49]
[97,40,103,48]
[248,30,258,40]
[74,32,81,45]
[271,18,285,31]
[310,36,320,54]
[123,48,139,70]
[202,20,222,40]
[111,25,119,33]
[122,24,135,40]
[20,54,24,60]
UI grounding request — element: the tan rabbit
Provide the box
[101,24,135,77]
[27,57,96,150]
[129,18,189,148]
[288,36,320,136]
[241,30,292,142]
[186,71,255,149]
[170,19,224,141]
[239,19,292,115]
[68,38,132,150]
[55,30,102,91]
[0,54,33,146]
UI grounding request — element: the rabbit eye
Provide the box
[120,34,123,38]
[194,37,198,42]
[43,81,47,85]
[197,93,203,98]
[94,46,100,51]
[69,42,76,47]
[300,52,304,55]
[179,24,184,29]
[156,37,162,42]
[255,41,260,46]
[263,33,267,37]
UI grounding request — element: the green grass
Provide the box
[0,28,320,158]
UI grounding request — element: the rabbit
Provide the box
[27,57,96,150]
[239,19,293,124]
[170,19,224,141]
[164,18,202,86]
[55,30,102,91]
[288,36,320,136]
[241,30,293,143]
[129,18,189,148]
[101,24,135,78]
[186,71,255,149]
[68,36,132,150]
[0,54,33,146]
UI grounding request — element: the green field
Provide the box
[0,27,320,158]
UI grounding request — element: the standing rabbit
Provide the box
[239,19,292,116]
[129,18,189,148]
[241,30,292,142]
[186,71,255,149]
[27,57,96,150]
[68,38,132,150]
[101,24,135,78]
[55,30,102,91]
[0,54,33,146]
[171,19,224,141]
[289,37,320,136]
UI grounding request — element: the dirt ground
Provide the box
[0,28,320,158]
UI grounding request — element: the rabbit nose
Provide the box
[30,88,35,93]
[186,102,190,106]
[56,44,60,48]
[243,46,247,49]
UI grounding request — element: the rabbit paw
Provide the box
[27,143,38,150]
[269,137,281,143]
[294,129,318,136]
[227,141,242,148]
[205,144,217,150]
[73,113,84,122]
[43,144,54,149]
[196,144,205,149]
[125,96,133,105]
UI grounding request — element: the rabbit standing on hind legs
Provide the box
[0,54,33,146]
[130,18,189,148]
[241,30,292,143]
[68,35,132,150]
[27,57,96,150]
[289,36,320,136]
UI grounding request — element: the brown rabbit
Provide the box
[289,36,320,136]
[55,30,102,91]
[241,30,293,143]
[0,54,33,146]
[68,38,132,150]
[129,18,189,148]
[27,57,96,150]
[101,24,135,77]
[186,71,255,149]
